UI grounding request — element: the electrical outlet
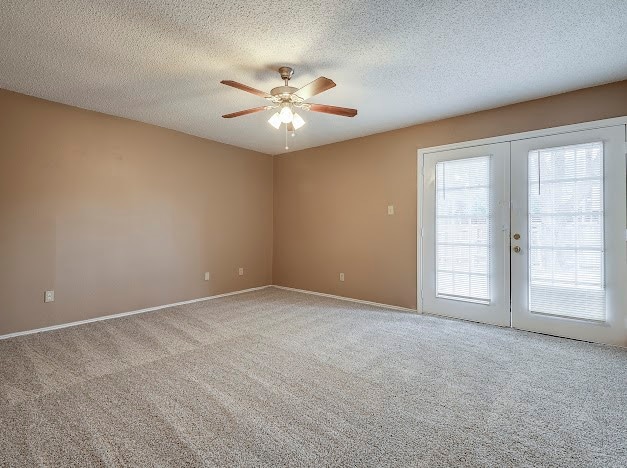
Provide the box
[339,273,345,282]
[44,290,55,303]
[204,272,210,281]
[387,205,394,215]
[239,267,244,276]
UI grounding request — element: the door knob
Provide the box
[513,246,521,253]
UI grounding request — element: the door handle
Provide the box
[513,246,521,253]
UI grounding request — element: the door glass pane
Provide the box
[435,156,491,302]
[528,142,605,321]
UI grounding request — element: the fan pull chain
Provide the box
[285,124,288,150]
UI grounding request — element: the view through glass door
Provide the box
[421,124,627,346]
[510,126,627,346]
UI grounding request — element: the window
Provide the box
[528,142,605,321]
[435,156,491,303]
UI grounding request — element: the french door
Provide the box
[421,142,511,327]
[421,123,627,346]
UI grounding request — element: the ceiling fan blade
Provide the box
[294,77,336,100]
[287,122,295,132]
[222,107,268,118]
[221,80,271,98]
[308,104,357,117]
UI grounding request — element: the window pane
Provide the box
[435,156,491,302]
[528,142,605,321]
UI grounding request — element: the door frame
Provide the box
[417,116,627,317]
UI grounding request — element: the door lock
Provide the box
[513,246,521,253]
[513,233,520,240]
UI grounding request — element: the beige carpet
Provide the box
[0,287,625,467]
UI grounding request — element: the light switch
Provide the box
[239,267,244,276]
[387,205,394,215]
[204,272,210,281]
[339,273,345,282]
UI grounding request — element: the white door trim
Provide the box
[417,116,627,318]
[418,117,627,157]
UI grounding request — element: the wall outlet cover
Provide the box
[239,267,244,276]
[204,272,210,281]
[44,290,55,303]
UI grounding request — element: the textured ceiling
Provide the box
[1,1,626,155]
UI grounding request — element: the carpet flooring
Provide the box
[0,287,625,467]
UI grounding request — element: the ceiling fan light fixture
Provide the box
[268,112,281,129]
[221,67,358,148]
[279,106,294,124]
[292,113,305,130]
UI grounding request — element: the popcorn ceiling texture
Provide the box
[1,0,626,154]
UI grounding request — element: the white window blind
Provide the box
[435,156,491,303]
[528,141,605,321]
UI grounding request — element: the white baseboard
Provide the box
[0,285,272,341]
[1,284,415,341]
[271,285,417,313]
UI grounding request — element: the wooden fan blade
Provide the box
[222,107,268,118]
[287,122,295,132]
[308,104,357,117]
[294,77,336,100]
[221,80,271,98]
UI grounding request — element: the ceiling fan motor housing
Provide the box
[270,67,298,102]
[270,85,298,97]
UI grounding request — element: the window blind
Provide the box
[435,156,491,303]
[528,141,605,321]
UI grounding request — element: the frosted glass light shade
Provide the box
[292,113,305,129]
[279,106,293,123]
[268,112,281,129]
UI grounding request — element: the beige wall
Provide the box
[273,80,627,309]
[0,89,273,335]
[2,81,627,335]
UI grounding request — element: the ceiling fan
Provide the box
[221,66,357,141]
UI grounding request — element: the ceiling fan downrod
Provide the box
[278,66,294,86]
